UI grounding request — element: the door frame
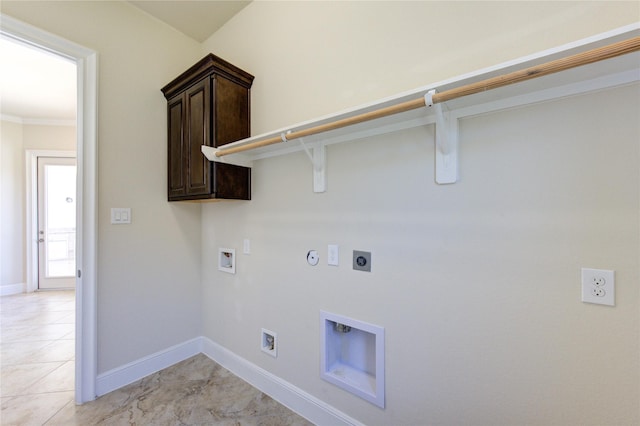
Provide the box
[3,15,98,404]
[27,151,76,292]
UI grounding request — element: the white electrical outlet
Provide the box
[581,268,615,306]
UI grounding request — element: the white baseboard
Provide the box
[0,283,24,296]
[95,337,202,396]
[201,336,363,426]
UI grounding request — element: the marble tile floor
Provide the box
[1,291,313,425]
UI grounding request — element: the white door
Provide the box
[37,156,77,290]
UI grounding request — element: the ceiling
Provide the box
[128,1,251,43]
[0,1,251,122]
[0,36,77,123]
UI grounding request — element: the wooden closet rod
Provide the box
[216,36,640,158]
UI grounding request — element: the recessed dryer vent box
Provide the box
[320,311,385,408]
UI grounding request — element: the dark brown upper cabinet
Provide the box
[162,54,254,201]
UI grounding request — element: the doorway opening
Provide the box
[1,15,98,404]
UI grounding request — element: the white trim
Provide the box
[76,45,99,405]
[95,338,202,397]
[201,336,364,426]
[0,114,76,126]
[25,118,76,127]
[0,283,25,296]
[1,14,99,404]
[25,150,76,294]
[0,114,24,124]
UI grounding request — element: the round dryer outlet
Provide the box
[307,250,319,266]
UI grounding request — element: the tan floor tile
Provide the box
[26,361,75,394]
[1,340,74,366]
[51,312,75,324]
[60,330,75,340]
[1,341,51,366]
[1,391,74,426]
[0,362,64,397]
[1,310,72,326]
[0,325,33,343]
[0,323,74,343]
[36,339,76,363]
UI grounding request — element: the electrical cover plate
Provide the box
[111,208,131,224]
[328,244,339,266]
[581,268,615,306]
[353,250,371,272]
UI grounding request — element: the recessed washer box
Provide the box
[218,248,236,274]
[320,311,385,408]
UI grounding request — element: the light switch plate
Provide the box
[328,244,339,266]
[111,208,131,224]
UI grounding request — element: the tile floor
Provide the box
[1,291,313,425]
[1,290,76,425]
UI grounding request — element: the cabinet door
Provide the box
[213,75,250,147]
[185,78,211,196]
[167,94,186,199]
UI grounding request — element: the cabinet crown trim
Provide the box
[162,53,254,100]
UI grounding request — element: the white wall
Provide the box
[2,1,204,372]
[0,121,76,295]
[1,120,25,292]
[200,2,640,425]
[22,123,75,150]
[3,2,638,424]
[0,122,3,291]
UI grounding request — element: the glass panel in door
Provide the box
[38,157,76,289]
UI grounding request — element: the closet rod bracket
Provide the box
[425,90,458,184]
[201,145,253,168]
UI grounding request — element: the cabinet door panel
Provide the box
[167,95,185,198]
[185,79,211,196]
[213,75,250,147]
